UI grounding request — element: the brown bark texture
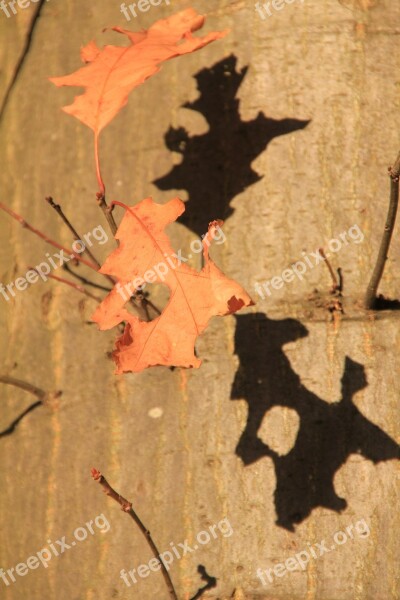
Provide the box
[0,0,399,599]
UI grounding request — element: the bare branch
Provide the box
[46,197,102,268]
[365,150,400,309]
[36,270,102,303]
[91,468,178,600]
[0,376,62,436]
[0,202,98,271]
[96,192,118,237]
[319,248,340,292]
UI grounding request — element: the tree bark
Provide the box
[0,1,399,599]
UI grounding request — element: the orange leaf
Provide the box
[91,198,254,373]
[49,9,228,134]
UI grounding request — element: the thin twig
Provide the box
[62,263,112,292]
[45,197,121,290]
[319,248,339,292]
[0,376,62,437]
[96,192,118,237]
[0,376,48,400]
[29,268,101,302]
[365,150,400,309]
[45,197,102,268]
[0,0,47,121]
[0,203,156,320]
[0,202,98,271]
[124,292,157,322]
[42,199,161,321]
[136,291,162,318]
[91,468,178,600]
[42,272,102,302]
[63,264,160,319]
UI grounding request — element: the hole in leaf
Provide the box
[124,282,171,321]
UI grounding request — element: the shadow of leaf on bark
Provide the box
[189,564,217,600]
[231,313,400,531]
[153,54,310,237]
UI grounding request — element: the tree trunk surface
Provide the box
[0,1,399,599]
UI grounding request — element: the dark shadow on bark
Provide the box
[0,400,42,438]
[231,313,400,531]
[189,565,217,600]
[373,295,400,310]
[0,376,61,438]
[153,55,310,237]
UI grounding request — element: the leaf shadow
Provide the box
[231,313,400,531]
[153,54,310,237]
[374,295,400,310]
[189,564,217,600]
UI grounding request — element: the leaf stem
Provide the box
[94,133,105,196]
[94,132,118,236]
[364,150,400,309]
[91,468,178,600]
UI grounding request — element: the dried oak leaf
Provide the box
[91,198,254,373]
[49,9,228,134]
